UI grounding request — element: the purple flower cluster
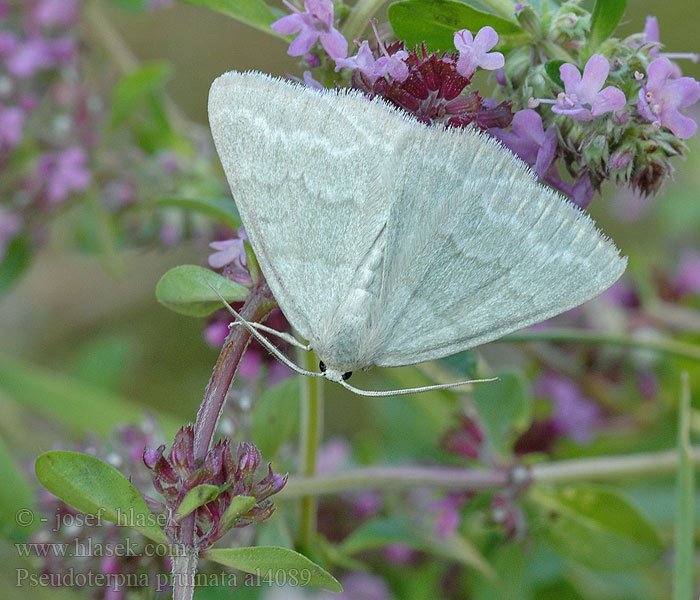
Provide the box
[0,0,90,258]
[272,3,512,129]
[272,2,699,208]
[272,0,348,61]
[0,0,221,271]
[143,427,287,549]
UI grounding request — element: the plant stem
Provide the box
[297,349,324,550]
[171,549,198,600]
[165,282,274,600]
[279,447,700,498]
[193,281,275,458]
[498,328,700,363]
[341,0,384,43]
[673,372,694,600]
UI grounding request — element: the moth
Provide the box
[207,71,626,396]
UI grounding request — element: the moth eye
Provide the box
[319,361,326,373]
[342,371,352,381]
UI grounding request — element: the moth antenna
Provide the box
[205,280,322,379]
[229,321,311,351]
[339,376,498,397]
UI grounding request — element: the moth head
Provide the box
[318,360,352,383]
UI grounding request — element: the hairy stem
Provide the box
[280,447,700,498]
[194,281,275,458]
[499,328,700,363]
[298,350,324,550]
[161,281,273,600]
[171,549,198,600]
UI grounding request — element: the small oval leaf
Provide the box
[177,0,280,35]
[388,0,525,53]
[156,265,249,317]
[205,546,342,592]
[528,485,662,570]
[544,59,567,88]
[0,234,32,299]
[175,484,221,521]
[109,62,171,128]
[35,451,169,545]
[219,495,256,532]
[584,0,626,58]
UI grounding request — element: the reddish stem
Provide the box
[193,280,276,459]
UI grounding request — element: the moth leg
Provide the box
[204,279,322,379]
[229,321,311,351]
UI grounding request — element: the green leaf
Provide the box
[156,265,249,317]
[0,435,35,541]
[153,196,241,230]
[0,355,181,437]
[470,543,529,600]
[583,0,626,58]
[219,495,256,532]
[35,451,169,545]
[109,62,171,128]
[388,0,525,53]
[0,235,32,299]
[673,372,694,600]
[471,370,531,455]
[544,59,566,88]
[251,377,300,458]
[339,516,494,578]
[177,0,279,34]
[205,546,342,592]
[175,484,221,521]
[528,485,663,570]
[243,240,262,286]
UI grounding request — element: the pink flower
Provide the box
[454,26,504,79]
[34,0,82,28]
[335,40,408,84]
[301,70,324,89]
[271,0,347,60]
[490,109,557,177]
[4,35,74,77]
[641,16,698,79]
[637,57,700,139]
[289,70,324,89]
[6,37,53,77]
[204,319,230,347]
[551,54,626,120]
[675,250,700,296]
[431,493,467,539]
[0,32,18,56]
[0,104,25,150]
[535,373,600,444]
[207,226,251,285]
[38,146,92,205]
